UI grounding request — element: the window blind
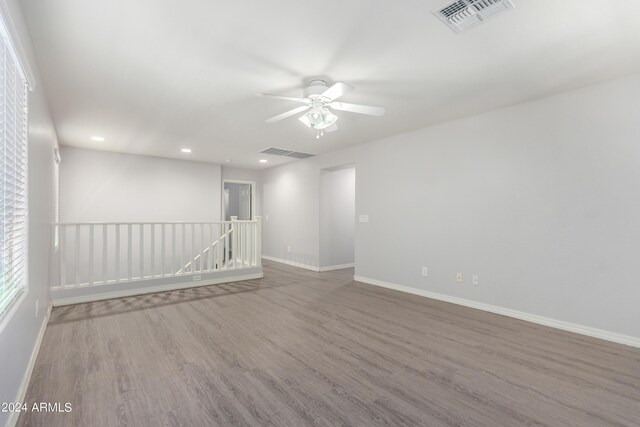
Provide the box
[0,18,29,319]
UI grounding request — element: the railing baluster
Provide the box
[150,224,155,278]
[127,224,133,281]
[161,224,166,277]
[246,222,250,266]
[200,224,204,273]
[224,223,232,270]
[208,223,214,272]
[241,222,245,269]
[252,220,257,266]
[245,222,250,267]
[191,224,195,274]
[217,224,223,271]
[74,225,80,287]
[140,224,144,279]
[237,222,242,269]
[171,224,176,276]
[230,217,236,269]
[181,224,186,275]
[60,225,66,287]
[245,222,249,266]
[244,222,248,266]
[256,216,262,266]
[89,224,94,285]
[115,224,121,283]
[102,225,107,284]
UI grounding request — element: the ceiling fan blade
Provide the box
[257,93,307,103]
[330,102,385,116]
[265,105,310,123]
[325,123,338,133]
[321,82,354,101]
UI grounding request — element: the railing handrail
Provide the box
[55,220,257,226]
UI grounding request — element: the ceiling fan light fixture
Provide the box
[299,108,338,131]
[317,109,337,129]
[310,110,323,125]
[298,113,312,128]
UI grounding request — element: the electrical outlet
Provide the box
[422,267,428,277]
[35,299,38,317]
[472,275,479,286]
[456,273,463,283]
[287,246,291,253]
[192,275,202,281]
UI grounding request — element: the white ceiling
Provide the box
[21,0,640,169]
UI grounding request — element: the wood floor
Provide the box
[19,261,640,426]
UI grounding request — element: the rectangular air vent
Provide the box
[433,0,515,33]
[260,147,315,159]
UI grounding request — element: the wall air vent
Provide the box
[259,147,315,159]
[433,0,515,33]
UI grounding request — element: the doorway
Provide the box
[319,165,355,270]
[223,180,255,221]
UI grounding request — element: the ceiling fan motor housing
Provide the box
[304,80,330,99]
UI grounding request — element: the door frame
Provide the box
[222,179,257,221]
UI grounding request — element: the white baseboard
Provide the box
[353,275,640,349]
[7,302,52,427]
[52,273,264,306]
[319,263,355,272]
[262,255,320,272]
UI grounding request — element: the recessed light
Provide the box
[225,159,231,163]
[91,136,105,142]
[181,148,192,153]
[259,159,268,163]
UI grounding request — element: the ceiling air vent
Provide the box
[260,147,315,159]
[433,0,515,33]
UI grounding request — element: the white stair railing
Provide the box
[52,217,261,289]
[176,223,233,274]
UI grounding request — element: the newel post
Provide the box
[230,216,238,267]
[255,216,262,266]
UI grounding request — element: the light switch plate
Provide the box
[359,215,369,223]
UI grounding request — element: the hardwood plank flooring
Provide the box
[18,260,640,426]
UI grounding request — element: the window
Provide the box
[0,16,29,319]
[54,147,60,249]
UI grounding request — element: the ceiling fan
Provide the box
[257,80,385,139]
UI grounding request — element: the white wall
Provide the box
[261,73,640,340]
[319,167,355,268]
[0,1,58,426]
[262,160,321,267]
[60,147,222,222]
